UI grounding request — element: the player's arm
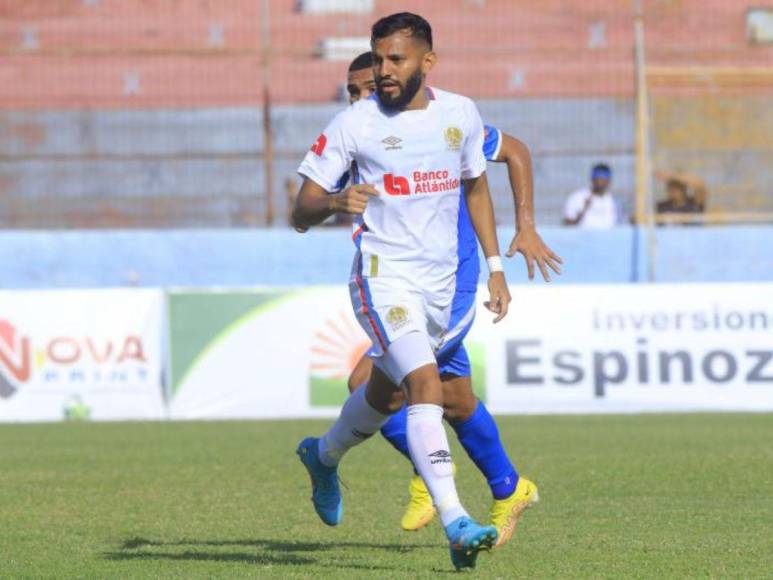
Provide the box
[292,110,379,231]
[291,179,379,231]
[493,132,563,280]
[291,178,334,230]
[464,172,510,323]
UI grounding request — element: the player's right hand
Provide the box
[330,184,380,215]
[485,271,511,324]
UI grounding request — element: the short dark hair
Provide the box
[348,51,373,72]
[371,12,432,49]
[666,178,687,194]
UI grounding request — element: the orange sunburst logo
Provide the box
[310,309,370,380]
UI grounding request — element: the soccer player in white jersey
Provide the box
[333,52,561,543]
[294,13,521,570]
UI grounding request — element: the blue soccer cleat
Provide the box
[446,516,498,571]
[296,437,342,526]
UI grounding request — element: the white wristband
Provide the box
[486,255,504,274]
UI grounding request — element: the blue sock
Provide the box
[450,401,518,500]
[380,405,412,462]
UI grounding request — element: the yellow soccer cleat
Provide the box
[400,463,458,532]
[490,477,539,548]
[400,474,436,531]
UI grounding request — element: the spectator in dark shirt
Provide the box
[655,170,707,223]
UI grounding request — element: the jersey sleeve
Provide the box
[461,99,487,180]
[482,124,503,161]
[297,110,356,192]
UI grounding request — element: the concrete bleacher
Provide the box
[0,107,267,226]
[0,98,635,227]
[0,0,262,108]
[0,0,770,227]
[3,0,768,107]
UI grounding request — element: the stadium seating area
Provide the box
[2,0,769,107]
[0,0,770,226]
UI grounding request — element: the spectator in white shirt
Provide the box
[563,163,625,228]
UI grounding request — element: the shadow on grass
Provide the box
[121,536,438,554]
[104,550,314,566]
[107,536,446,572]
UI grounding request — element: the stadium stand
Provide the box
[0,0,770,226]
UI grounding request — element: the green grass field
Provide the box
[2,414,772,578]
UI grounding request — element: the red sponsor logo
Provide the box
[310,133,327,156]
[384,174,410,196]
[383,169,460,196]
[412,169,459,194]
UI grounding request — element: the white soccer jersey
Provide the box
[298,87,487,297]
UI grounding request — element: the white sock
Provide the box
[406,404,468,528]
[318,385,391,467]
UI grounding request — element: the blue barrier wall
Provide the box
[1,226,772,289]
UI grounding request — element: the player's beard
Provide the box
[376,67,423,111]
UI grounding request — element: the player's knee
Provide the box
[368,380,406,413]
[384,389,406,413]
[404,364,443,405]
[443,392,477,422]
[440,374,477,422]
[364,366,404,414]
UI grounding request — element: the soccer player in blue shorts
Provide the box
[301,50,562,548]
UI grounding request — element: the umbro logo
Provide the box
[382,135,402,150]
[428,449,452,464]
[428,450,451,458]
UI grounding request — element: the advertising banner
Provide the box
[167,287,486,420]
[476,283,773,413]
[0,289,165,422]
[168,283,773,419]
[169,288,369,419]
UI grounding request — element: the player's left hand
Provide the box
[506,227,563,282]
[484,271,511,324]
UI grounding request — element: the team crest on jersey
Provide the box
[444,126,463,151]
[386,306,409,330]
[381,135,402,150]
